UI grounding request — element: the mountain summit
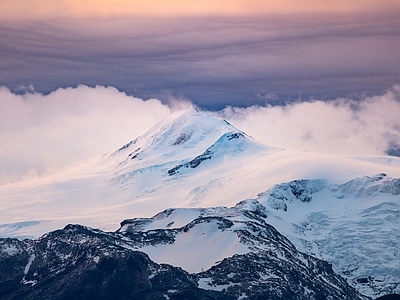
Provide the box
[110,107,268,180]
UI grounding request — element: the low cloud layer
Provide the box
[1,85,399,184]
[219,86,400,156]
[0,85,171,184]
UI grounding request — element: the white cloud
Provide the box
[219,86,400,156]
[0,85,172,184]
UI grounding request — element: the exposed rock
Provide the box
[0,204,368,300]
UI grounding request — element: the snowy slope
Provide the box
[113,173,400,298]
[117,200,267,273]
[256,174,400,298]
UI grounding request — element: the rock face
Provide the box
[262,179,326,211]
[0,202,369,300]
[0,226,226,300]
[196,250,361,300]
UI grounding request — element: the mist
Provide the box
[0,85,171,184]
[219,85,400,156]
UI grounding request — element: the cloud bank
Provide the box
[0,85,171,184]
[1,14,400,109]
[219,86,400,156]
[1,85,399,184]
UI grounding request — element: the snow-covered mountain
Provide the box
[2,108,399,239]
[1,108,400,298]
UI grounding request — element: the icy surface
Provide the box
[0,206,367,300]
[257,174,400,298]
[1,244,19,255]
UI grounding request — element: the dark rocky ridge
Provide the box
[0,209,370,300]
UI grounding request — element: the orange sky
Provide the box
[1,0,399,21]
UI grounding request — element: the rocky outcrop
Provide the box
[0,205,369,300]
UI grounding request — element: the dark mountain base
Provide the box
[0,220,369,300]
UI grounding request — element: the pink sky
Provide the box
[2,0,399,21]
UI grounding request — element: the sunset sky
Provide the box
[1,0,400,183]
[1,0,400,107]
[2,0,399,20]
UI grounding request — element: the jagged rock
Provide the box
[0,203,368,300]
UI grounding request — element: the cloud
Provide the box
[0,85,172,184]
[219,86,400,156]
[1,15,400,109]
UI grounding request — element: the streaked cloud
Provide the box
[1,15,400,109]
[1,1,399,184]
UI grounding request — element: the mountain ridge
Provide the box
[0,201,369,300]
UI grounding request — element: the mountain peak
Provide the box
[111,108,262,172]
[115,108,243,153]
[135,108,245,148]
